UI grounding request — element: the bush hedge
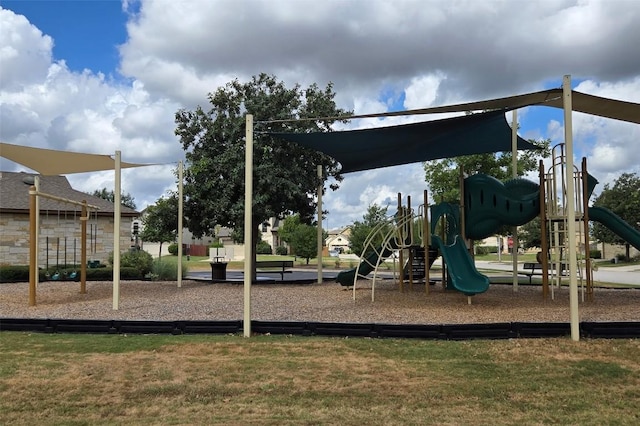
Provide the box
[256,240,272,254]
[476,245,499,255]
[0,265,144,283]
[589,249,602,259]
[167,243,178,255]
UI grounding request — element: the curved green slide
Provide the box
[431,202,489,295]
[464,174,540,240]
[589,206,640,251]
[335,246,394,286]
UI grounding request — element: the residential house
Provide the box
[326,227,351,253]
[260,217,284,253]
[0,171,138,267]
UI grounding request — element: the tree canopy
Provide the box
[92,187,137,210]
[424,138,550,203]
[591,172,640,260]
[139,194,178,258]
[349,204,391,256]
[278,214,324,263]
[174,74,351,245]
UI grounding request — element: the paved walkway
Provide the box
[474,260,640,286]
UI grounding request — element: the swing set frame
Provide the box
[28,185,99,306]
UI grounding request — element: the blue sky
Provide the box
[2,0,128,75]
[1,0,639,229]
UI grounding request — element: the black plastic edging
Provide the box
[1,318,638,340]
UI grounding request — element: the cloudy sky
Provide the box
[1,0,639,230]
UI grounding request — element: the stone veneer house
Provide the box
[0,171,139,267]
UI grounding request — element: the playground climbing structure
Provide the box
[541,144,595,300]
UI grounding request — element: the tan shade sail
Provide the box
[0,142,154,175]
[268,89,640,125]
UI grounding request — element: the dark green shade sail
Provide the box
[270,110,539,174]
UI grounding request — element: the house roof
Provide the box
[0,171,138,216]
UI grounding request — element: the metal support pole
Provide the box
[317,164,323,284]
[177,160,184,288]
[563,75,580,341]
[512,109,519,291]
[113,151,121,310]
[243,114,254,337]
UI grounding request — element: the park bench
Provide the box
[521,262,569,284]
[255,260,294,280]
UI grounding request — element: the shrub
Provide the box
[475,245,498,255]
[256,240,272,254]
[0,265,48,283]
[167,243,179,255]
[615,253,628,262]
[589,249,602,259]
[0,264,148,282]
[149,259,188,281]
[275,245,288,255]
[108,249,154,275]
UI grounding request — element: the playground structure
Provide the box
[336,143,640,303]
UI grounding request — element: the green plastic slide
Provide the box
[431,202,490,296]
[335,246,394,286]
[589,206,640,251]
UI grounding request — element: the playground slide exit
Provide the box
[588,206,640,251]
[430,202,490,295]
[431,233,490,296]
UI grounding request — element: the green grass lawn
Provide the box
[1,332,638,425]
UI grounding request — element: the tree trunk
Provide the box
[158,242,163,262]
[625,243,630,262]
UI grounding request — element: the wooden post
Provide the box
[424,190,430,294]
[582,158,592,301]
[397,192,404,292]
[539,160,549,299]
[407,196,413,291]
[80,201,88,294]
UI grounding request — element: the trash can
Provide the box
[210,262,228,280]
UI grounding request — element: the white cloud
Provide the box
[2,1,640,228]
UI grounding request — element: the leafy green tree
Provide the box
[278,214,302,252]
[175,73,351,278]
[139,194,178,259]
[349,204,391,256]
[278,213,325,261]
[290,224,319,264]
[423,139,550,203]
[592,173,640,261]
[519,216,543,250]
[92,187,137,210]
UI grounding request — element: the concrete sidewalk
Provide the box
[475,260,640,286]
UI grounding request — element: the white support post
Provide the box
[243,114,254,337]
[317,164,323,284]
[113,150,121,310]
[563,75,580,341]
[511,109,519,291]
[177,160,184,288]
